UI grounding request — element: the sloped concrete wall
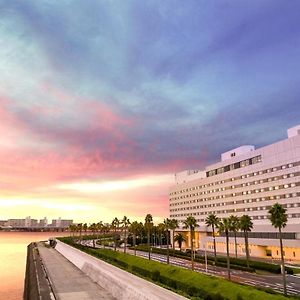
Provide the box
[55,240,186,300]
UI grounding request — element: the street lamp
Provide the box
[201,237,208,273]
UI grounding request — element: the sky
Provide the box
[0,0,300,223]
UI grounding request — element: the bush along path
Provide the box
[58,237,298,300]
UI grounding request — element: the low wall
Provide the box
[55,240,186,300]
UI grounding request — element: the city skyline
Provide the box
[1,1,300,223]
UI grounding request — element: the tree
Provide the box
[174,233,186,252]
[111,217,120,251]
[97,221,104,247]
[229,215,240,259]
[205,213,219,264]
[157,223,165,246]
[164,218,171,264]
[183,216,199,271]
[121,216,131,253]
[145,214,153,260]
[69,224,76,237]
[83,223,88,236]
[169,219,179,254]
[89,223,97,247]
[239,215,253,268]
[269,203,288,295]
[77,223,83,244]
[217,218,232,280]
[129,221,141,255]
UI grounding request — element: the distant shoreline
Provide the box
[0,228,70,232]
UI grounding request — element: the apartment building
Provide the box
[51,217,73,228]
[169,125,300,261]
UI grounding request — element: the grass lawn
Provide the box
[59,237,298,300]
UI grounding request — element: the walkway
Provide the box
[37,242,116,300]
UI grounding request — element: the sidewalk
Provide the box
[38,242,116,300]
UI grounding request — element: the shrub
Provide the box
[132,265,151,278]
[151,270,160,281]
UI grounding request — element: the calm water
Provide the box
[0,231,69,300]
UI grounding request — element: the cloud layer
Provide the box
[1,0,300,222]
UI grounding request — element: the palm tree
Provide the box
[145,214,153,260]
[111,217,120,251]
[205,213,219,264]
[77,223,83,244]
[129,221,140,255]
[269,203,288,295]
[164,218,171,264]
[83,223,88,237]
[183,216,198,271]
[239,215,253,268]
[169,219,179,254]
[69,224,76,237]
[174,233,186,252]
[97,221,103,247]
[157,223,165,246]
[89,223,97,247]
[217,218,232,280]
[121,216,131,253]
[229,215,240,259]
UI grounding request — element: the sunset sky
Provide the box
[1,1,300,223]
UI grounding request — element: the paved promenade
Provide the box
[38,243,116,300]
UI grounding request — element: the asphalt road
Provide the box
[81,240,300,296]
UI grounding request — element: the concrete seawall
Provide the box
[55,240,187,300]
[23,243,53,300]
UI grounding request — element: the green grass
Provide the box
[58,237,298,300]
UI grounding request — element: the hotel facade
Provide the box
[169,125,300,261]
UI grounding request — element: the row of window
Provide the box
[170,192,300,212]
[206,155,262,177]
[170,207,300,220]
[170,171,299,201]
[223,231,296,240]
[170,161,300,196]
[170,182,300,207]
[171,201,300,216]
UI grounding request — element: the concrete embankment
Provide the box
[23,242,53,300]
[55,240,187,300]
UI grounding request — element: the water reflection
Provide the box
[0,231,69,300]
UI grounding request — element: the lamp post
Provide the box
[201,236,208,273]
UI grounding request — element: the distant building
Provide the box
[5,216,72,229]
[51,217,73,228]
[7,219,26,227]
[0,220,7,226]
[39,217,48,227]
[169,125,300,261]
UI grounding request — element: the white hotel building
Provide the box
[169,125,300,261]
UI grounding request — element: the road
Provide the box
[81,240,300,296]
